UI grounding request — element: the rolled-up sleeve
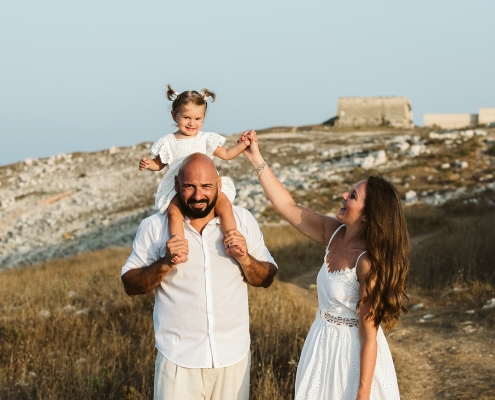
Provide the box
[234,207,277,268]
[121,215,163,276]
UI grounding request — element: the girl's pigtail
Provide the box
[201,88,216,102]
[166,85,180,101]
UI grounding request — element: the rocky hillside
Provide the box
[1,126,495,270]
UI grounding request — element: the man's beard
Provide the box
[178,190,218,219]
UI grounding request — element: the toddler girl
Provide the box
[139,85,254,264]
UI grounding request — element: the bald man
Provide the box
[121,153,277,400]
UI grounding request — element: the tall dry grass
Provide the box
[0,248,155,399]
[259,224,324,281]
[0,230,316,399]
[406,201,495,288]
[1,209,494,399]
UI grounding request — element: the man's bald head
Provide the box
[178,153,218,181]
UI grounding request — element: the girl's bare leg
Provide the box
[168,195,188,264]
[215,192,239,249]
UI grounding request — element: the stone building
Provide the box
[423,114,478,129]
[336,97,414,128]
[479,108,495,125]
[424,108,495,129]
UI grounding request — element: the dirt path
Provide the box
[288,270,495,400]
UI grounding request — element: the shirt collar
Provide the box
[184,215,221,231]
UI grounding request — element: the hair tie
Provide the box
[173,91,180,98]
[203,93,209,101]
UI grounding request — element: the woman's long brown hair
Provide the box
[356,176,410,331]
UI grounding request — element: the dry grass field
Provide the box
[1,201,495,399]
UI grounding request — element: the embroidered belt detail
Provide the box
[320,311,359,328]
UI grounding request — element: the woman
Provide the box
[243,133,409,399]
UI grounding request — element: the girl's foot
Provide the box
[171,252,188,264]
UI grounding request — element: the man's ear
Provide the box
[217,174,222,191]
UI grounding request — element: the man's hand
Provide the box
[223,229,247,261]
[121,234,189,296]
[168,234,189,264]
[223,228,277,287]
[139,157,151,170]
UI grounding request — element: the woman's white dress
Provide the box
[295,225,400,400]
[150,131,236,214]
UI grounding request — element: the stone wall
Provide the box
[424,114,478,129]
[336,97,413,128]
[479,108,495,125]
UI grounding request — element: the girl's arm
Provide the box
[139,156,166,171]
[242,131,340,245]
[356,256,378,400]
[213,140,249,160]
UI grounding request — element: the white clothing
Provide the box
[122,206,276,369]
[154,350,250,400]
[295,225,400,400]
[150,131,236,213]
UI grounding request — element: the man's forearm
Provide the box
[238,255,277,288]
[121,259,174,296]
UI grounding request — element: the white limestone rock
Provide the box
[1,197,15,209]
[353,150,387,170]
[390,141,410,152]
[454,160,469,169]
[482,298,495,310]
[407,144,426,157]
[405,190,418,203]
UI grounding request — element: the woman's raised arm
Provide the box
[242,131,340,245]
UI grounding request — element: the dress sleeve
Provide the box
[205,132,227,158]
[150,135,173,165]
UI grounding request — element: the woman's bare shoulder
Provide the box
[356,252,372,284]
[322,217,344,245]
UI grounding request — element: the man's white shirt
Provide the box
[121,206,276,368]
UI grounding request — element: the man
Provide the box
[121,153,277,400]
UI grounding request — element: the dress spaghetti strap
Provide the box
[354,251,367,269]
[326,224,345,250]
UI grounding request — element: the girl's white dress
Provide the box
[150,131,236,214]
[295,225,400,400]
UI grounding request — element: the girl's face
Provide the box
[337,180,367,225]
[172,103,206,137]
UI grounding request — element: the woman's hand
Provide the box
[242,130,264,167]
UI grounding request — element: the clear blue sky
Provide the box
[1,1,494,166]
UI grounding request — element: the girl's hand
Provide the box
[139,158,150,170]
[243,130,258,147]
[241,130,263,165]
[237,131,250,146]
